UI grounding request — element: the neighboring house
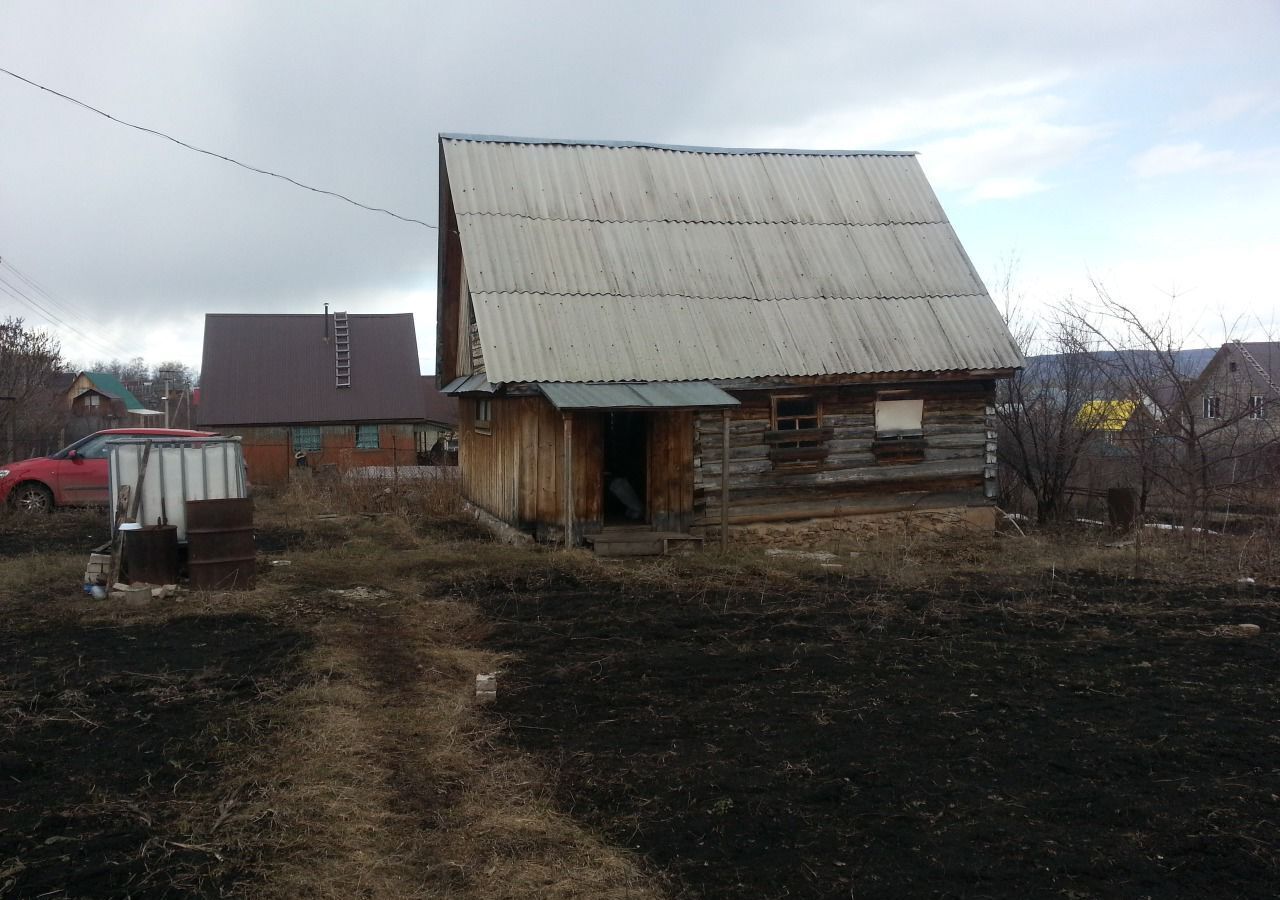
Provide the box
[436,134,1024,546]
[1078,399,1138,452]
[198,312,434,485]
[1185,340,1280,476]
[66,371,162,440]
[416,376,459,463]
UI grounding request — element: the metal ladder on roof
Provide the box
[1233,340,1278,396]
[334,311,351,388]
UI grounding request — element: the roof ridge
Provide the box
[454,211,949,227]
[441,132,917,157]
[471,290,990,302]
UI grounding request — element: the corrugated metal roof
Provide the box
[199,314,426,426]
[538,381,739,410]
[457,218,983,300]
[472,293,1019,382]
[441,135,1023,383]
[441,373,499,395]
[445,139,943,224]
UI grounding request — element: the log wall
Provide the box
[694,381,997,527]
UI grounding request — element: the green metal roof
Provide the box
[537,381,739,410]
[83,372,147,411]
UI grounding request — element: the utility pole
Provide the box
[159,368,178,429]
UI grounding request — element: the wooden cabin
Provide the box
[437,134,1024,549]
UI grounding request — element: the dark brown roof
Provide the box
[198,313,425,426]
[421,376,458,426]
[1232,341,1280,394]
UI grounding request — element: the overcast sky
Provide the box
[2,1,1277,373]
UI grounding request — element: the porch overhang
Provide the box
[537,381,740,411]
[441,373,500,396]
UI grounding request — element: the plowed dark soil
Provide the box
[477,571,1280,899]
[0,614,309,897]
[0,509,106,558]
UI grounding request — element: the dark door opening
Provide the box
[602,411,647,524]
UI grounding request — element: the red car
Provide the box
[0,428,215,512]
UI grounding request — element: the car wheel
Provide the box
[12,483,54,514]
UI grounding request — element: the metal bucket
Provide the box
[122,525,180,585]
[186,498,256,590]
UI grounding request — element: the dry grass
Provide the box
[8,484,1277,898]
[142,506,663,900]
[258,471,467,527]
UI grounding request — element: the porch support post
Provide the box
[563,413,574,549]
[720,408,730,552]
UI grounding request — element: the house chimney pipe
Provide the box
[324,302,330,341]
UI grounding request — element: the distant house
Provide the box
[418,376,459,462]
[436,134,1024,547]
[1183,341,1280,475]
[198,312,450,485]
[65,371,162,440]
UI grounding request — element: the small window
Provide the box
[85,393,101,408]
[875,398,924,438]
[767,395,827,467]
[1249,396,1265,420]
[873,397,925,464]
[355,425,380,449]
[475,398,492,434]
[292,426,322,452]
[1202,396,1221,419]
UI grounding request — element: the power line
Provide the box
[0,258,122,347]
[0,272,136,360]
[0,65,436,229]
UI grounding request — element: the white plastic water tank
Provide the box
[107,436,249,542]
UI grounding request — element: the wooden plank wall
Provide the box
[458,397,603,540]
[693,382,995,526]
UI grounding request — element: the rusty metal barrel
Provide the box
[186,498,256,590]
[123,525,180,585]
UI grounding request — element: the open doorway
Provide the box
[602,411,647,525]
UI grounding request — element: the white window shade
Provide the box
[875,398,923,437]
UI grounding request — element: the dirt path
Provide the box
[193,542,665,900]
[1,511,665,899]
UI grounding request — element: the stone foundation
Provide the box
[716,505,997,549]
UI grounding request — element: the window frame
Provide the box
[872,394,926,464]
[1202,395,1221,420]
[355,424,380,449]
[291,426,322,453]
[1249,395,1265,420]
[766,393,828,468]
[474,398,492,435]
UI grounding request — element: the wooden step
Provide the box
[584,531,704,557]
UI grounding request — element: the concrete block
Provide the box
[476,673,497,703]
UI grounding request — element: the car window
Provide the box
[74,435,115,459]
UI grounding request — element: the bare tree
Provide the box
[1064,283,1280,532]
[995,314,1110,524]
[0,318,65,459]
